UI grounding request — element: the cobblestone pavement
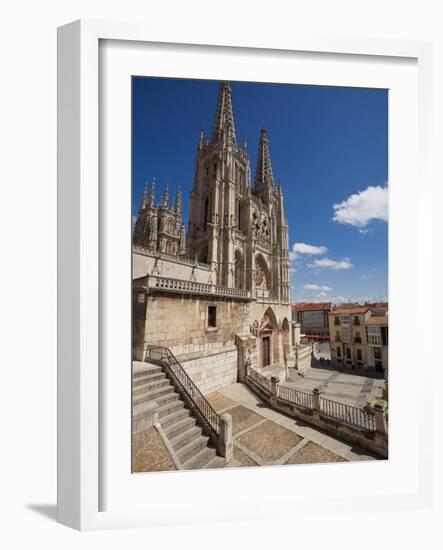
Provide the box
[207,383,379,468]
[132,426,176,473]
[285,365,385,408]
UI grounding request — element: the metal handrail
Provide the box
[319,396,375,431]
[145,345,221,437]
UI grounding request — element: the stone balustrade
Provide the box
[135,274,251,301]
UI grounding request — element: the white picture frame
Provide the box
[57,19,433,531]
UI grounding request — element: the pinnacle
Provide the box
[211,81,237,145]
[253,127,275,193]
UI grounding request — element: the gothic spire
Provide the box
[175,187,182,217]
[199,128,205,150]
[140,181,149,211]
[211,81,237,145]
[253,128,275,195]
[162,180,169,208]
[148,177,156,207]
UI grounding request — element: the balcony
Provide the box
[133,274,251,301]
[354,337,362,344]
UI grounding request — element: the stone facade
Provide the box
[133,179,186,257]
[133,81,307,394]
[328,305,389,375]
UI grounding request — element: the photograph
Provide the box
[131,77,389,473]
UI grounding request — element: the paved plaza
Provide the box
[211,383,378,467]
[285,363,385,408]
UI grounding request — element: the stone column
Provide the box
[373,403,388,436]
[312,388,321,411]
[270,376,279,406]
[220,412,233,462]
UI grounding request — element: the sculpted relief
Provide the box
[255,257,269,290]
[252,210,270,242]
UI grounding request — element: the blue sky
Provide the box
[132,77,388,304]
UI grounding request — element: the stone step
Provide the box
[202,455,226,469]
[177,433,210,464]
[132,384,174,403]
[182,446,217,471]
[158,399,185,420]
[169,425,203,453]
[133,372,167,387]
[132,378,170,395]
[132,400,159,421]
[133,364,163,379]
[163,415,196,439]
[133,388,178,408]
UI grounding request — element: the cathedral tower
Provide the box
[186,82,291,302]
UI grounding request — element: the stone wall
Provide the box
[136,292,249,394]
[133,250,212,282]
[181,348,238,395]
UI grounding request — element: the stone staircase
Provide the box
[133,361,225,470]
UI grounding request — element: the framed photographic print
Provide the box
[57,20,433,530]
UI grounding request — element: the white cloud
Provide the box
[293,242,328,255]
[360,273,376,280]
[307,257,353,271]
[303,283,332,291]
[333,185,388,228]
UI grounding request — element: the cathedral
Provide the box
[132,81,308,395]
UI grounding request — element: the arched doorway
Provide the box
[259,307,279,368]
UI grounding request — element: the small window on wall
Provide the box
[208,306,217,328]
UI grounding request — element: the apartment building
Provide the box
[328,305,388,375]
[291,302,331,337]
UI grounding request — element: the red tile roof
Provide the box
[292,302,331,312]
[330,306,371,314]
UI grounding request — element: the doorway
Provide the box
[262,336,270,367]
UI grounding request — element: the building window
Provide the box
[357,349,362,361]
[334,316,340,326]
[336,347,341,357]
[367,326,382,346]
[340,314,350,325]
[341,326,351,342]
[208,306,217,328]
[354,330,362,344]
[353,316,360,326]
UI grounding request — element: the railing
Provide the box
[151,276,212,294]
[145,345,221,437]
[320,397,375,431]
[246,369,377,434]
[278,385,313,409]
[246,366,272,394]
[132,245,211,270]
[137,275,250,300]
